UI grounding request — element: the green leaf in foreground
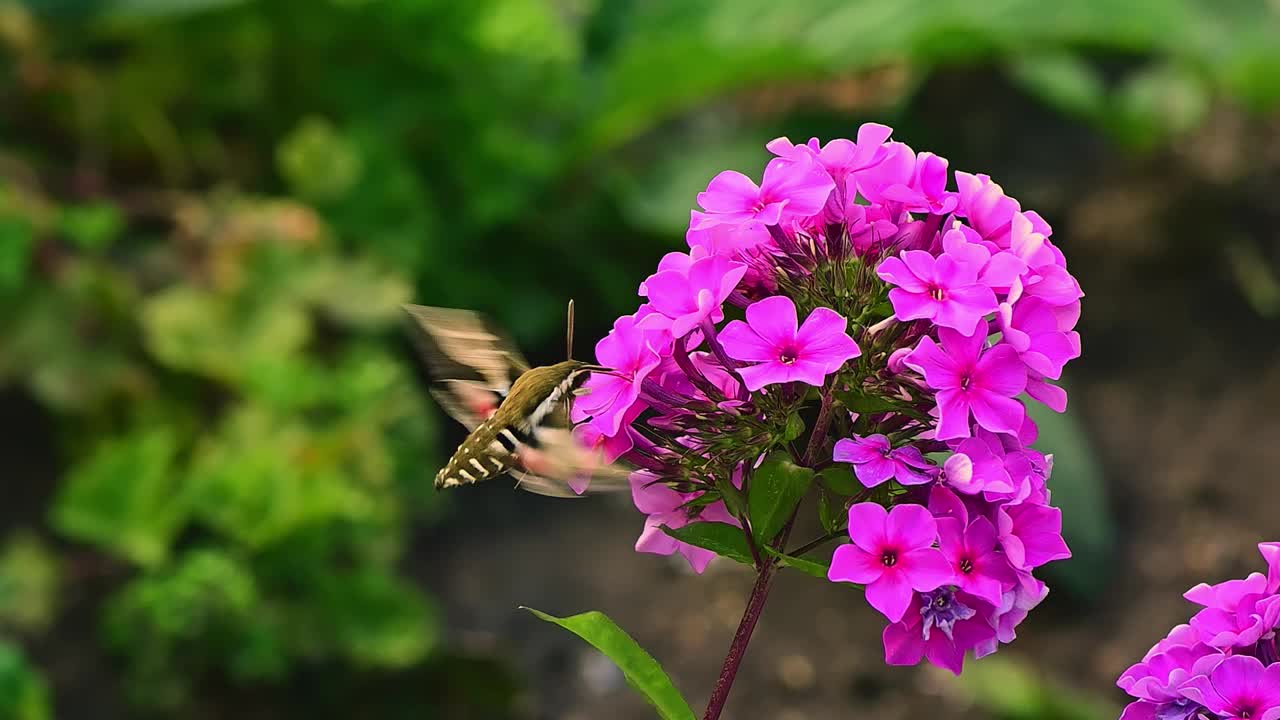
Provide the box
[748,453,814,544]
[522,608,695,720]
[660,522,754,567]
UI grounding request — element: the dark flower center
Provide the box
[881,551,897,567]
[928,285,946,302]
[959,558,974,574]
[778,345,799,365]
[919,587,975,641]
[958,373,973,390]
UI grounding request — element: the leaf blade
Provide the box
[660,522,754,566]
[748,453,814,544]
[523,608,695,720]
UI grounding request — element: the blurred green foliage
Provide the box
[1,0,1278,716]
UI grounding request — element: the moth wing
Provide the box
[427,381,500,431]
[508,398,631,497]
[403,304,530,429]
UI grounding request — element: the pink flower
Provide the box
[1178,655,1280,720]
[695,154,834,228]
[1117,636,1222,720]
[574,313,667,435]
[943,433,1016,496]
[719,296,861,391]
[978,575,1049,656]
[941,225,1026,291]
[954,171,1020,247]
[882,587,997,676]
[854,141,917,207]
[641,254,747,338]
[906,324,1027,440]
[936,516,1015,605]
[998,296,1080,380]
[876,249,999,335]
[828,503,952,622]
[877,152,958,215]
[630,471,738,574]
[997,502,1071,571]
[833,434,935,488]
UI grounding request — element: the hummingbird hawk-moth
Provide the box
[402,302,627,497]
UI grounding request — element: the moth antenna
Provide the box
[566,298,576,361]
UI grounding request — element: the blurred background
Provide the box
[1,0,1279,718]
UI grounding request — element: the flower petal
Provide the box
[743,295,798,347]
[845,502,889,553]
[968,392,1026,436]
[900,547,954,592]
[884,504,939,551]
[718,320,775,362]
[866,570,913,623]
[829,544,886,584]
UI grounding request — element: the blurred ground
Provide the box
[422,74,1280,719]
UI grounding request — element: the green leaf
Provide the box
[523,608,695,720]
[834,388,906,417]
[1008,52,1107,121]
[51,429,188,567]
[715,477,749,519]
[762,546,831,579]
[0,532,60,633]
[59,203,123,251]
[782,411,806,443]
[0,214,33,293]
[0,640,52,720]
[817,489,839,534]
[817,466,860,496]
[748,453,814,544]
[660,522,754,567]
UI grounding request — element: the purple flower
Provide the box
[829,503,953,622]
[641,254,747,338]
[876,249,999,334]
[696,154,834,228]
[882,588,997,676]
[719,296,861,391]
[937,516,1015,605]
[1178,655,1280,720]
[906,324,1027,440]
[833,434,935,488]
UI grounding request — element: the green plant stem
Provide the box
[789,530,841,557]
[703,382,839,719]
[802,383,836,466]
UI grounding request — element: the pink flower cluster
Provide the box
[1118,543,1280,720]
[572,124,1080,674]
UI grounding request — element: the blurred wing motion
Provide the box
[402,304,628,497]
[402,304,529,429]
